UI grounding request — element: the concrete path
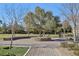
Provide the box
[26,47,74,56]
[0,38,74,56]
[0,38,62,47]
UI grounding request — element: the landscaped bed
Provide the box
[60,42,79,56]
[0,46,29,56]
[35,37,52,41]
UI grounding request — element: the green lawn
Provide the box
[0,34,27,39]
[0,33,72,40]
[0,34,38,39]
[0,34,59,39]
[0,46,29,56]
[48,34,59,38]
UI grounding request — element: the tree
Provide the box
[44,11,56,34]
[35,7,46,36]
[60,4,79,42]
[35,7,59,36]
[54,16,61,34]
[24,6,61,36]
[4,4,28,48]
[24,12,35,36]
[24,6,61,38]
[2,22,7,33]
[63,20,72,33]
[13,20,19,34]
[0,20,2,33]
[0,20,2,24]
[62,20,72,38]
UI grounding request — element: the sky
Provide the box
[0,3,63,24]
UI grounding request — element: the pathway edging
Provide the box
[23,46,31,56]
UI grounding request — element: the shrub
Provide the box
[35,37,51,41]
[71,46,79,50]
[40,37,51,41]
[67,34,73,37]
[68,38,74,41]
[3,47,10,49]
[67,44,75,48]
[61,42,75,48]
[3,46,13,49]
[71,46,79,55]
[74,51,79,56]
[67,44,75,50]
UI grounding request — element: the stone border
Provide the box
[23,46,31,56]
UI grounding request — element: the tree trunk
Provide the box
[28,30,30,37]
[73,27,76,42]
[43,31,45,37]
[10,27,14,49]
[39,30,42,37]
[63,28,66,38]
[55,31,56,35]
[10,34,13,49]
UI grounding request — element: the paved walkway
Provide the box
[0,38,62,47]
[27,47,74,56]
[0,38,74,56]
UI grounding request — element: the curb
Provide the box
[23,46,31,56]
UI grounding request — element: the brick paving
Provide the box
[26,47,74,56]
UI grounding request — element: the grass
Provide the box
[48,34,59,38]
[0,34,27,39]
[0,33,72,40]
[0,34,60,40]
[0,34,39,40]
[0,46,29,56]
[0,32,73,38]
